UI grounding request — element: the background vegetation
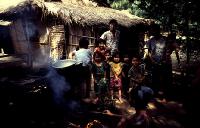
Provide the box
[106,0,200,63]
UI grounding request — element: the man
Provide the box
[100,19,120,56]
[143,24,167,97]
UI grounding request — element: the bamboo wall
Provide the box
[49,25,65,62]
[67,25,96,58]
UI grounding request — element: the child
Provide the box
[104,49,112,62]
[117,55,154,128]
[109,51,123,102]
[122,54,131,99]
[128,55,154,122]
[104,49,111,84]
[128,55,145,92]
[94,39,106,58]
[69,37,93,98]
[91,52,108,103]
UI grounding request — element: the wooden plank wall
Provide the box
[67,25,96,58]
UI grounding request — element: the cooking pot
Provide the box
[51,59,76,69]
[51,59,81,78]
[51,59,83,86]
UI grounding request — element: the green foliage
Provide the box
[108,0,145,16]
[108,0,200,38]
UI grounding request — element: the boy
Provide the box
[117,55,154,128]
[100,19,120,56]
[128,55,153,118]
[69,37,92,98]
[122,54,131,99]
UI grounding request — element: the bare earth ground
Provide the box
[0,53,200,128]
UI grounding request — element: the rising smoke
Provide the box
[45,67,71,105]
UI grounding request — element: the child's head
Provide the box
[95,39,103,46]
[79,37,89,49]
[112,51,120,63]
[104,49,111,61]
[131,55,141,66]
[123,54,130,63]
[98,39,106,47]
[93,51,103,63]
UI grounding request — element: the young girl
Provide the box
[94,39,106,58]
[91,52,108,103]
[109,52,123,102]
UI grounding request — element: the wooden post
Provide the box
[62,25,69,59]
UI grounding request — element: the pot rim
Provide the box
[52,59,76,69]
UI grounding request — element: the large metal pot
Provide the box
[51,59,83,97]
[51,59,76,69]
[51,59,80,80]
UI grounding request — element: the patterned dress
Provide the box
[109,62,123,90]
[91,62,107,95]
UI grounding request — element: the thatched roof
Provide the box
[0,0,153,27]
[0,0,27,13]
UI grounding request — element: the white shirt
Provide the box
[100,30,120,52]
[74,48,92,66]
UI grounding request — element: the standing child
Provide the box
[104,49,111,85]
[69,37,92,99]
[128,55,145,92]
[91,52,108,103]
[122,54,131,99]
[109,52,123,102]
[117,55,153,128]
[128,55,154,121]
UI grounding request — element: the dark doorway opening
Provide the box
[0,26,14,54]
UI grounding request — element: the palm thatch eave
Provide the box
[0,0,153,27]
[42,2,151,27]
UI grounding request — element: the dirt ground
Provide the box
[0,55,200,128]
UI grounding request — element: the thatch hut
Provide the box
[0,0,153,67]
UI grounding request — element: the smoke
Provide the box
[66,100,82,112]
[22,20,81,111]
[31,27,51,68]
[32,47,51,68]
[44,67,83,115]
[23,19,51,68]
[45,67,71,105]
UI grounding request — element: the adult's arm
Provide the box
[68,51,75,59]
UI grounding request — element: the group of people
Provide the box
[68,19,181,127]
